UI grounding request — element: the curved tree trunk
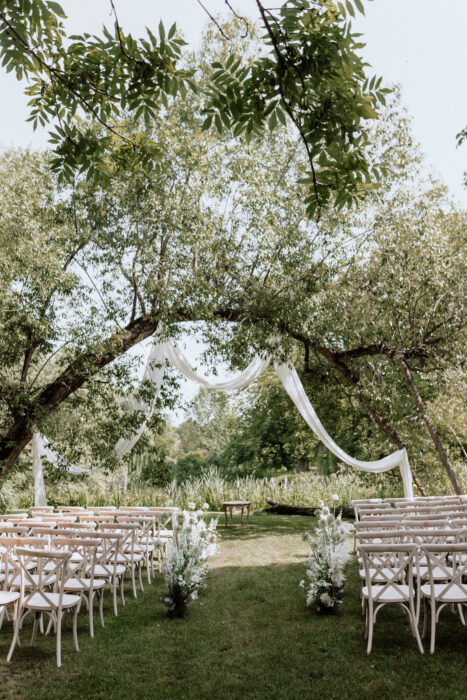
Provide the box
[396,357,464,495]
[0,316,160,475]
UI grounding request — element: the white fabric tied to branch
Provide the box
[32,431,102,507]
[274,363,413,498]
[32,332,414,505]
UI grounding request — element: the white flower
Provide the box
[331,494,339,502]
[320,592,332,607]
[196,509,204,516]
[299,579,305,588]
[188,502,196,510]
[203,503,210,510]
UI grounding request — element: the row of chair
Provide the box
[0,505,179,666]
[352,497,467,654]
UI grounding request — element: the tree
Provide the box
[0,1,388,214]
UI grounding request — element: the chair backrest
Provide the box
[360,543,418,604]
[12,547,71,610]
[51,537,99,588]
[56,506,85,513]
[357,529,407,545]
[0,525,29,538]
[78,514,115,523]
[402,519,450,530]
[89,506,117,513]
[29,506,54,514]
[83,531,122,576]
[403,528,459,546]
[57,521,95,531]
[116,516,153,552]
[421,544,467,600]
[98,523,138,563]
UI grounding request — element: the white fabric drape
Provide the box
[32,331,414,504]
[274,363,413,498]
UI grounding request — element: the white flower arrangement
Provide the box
[161,509,218,616]
[301,499,353,613]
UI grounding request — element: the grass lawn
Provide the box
[0,513,465,699]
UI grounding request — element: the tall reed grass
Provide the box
[1,466,400,512]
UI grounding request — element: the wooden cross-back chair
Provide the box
[359,543,424,654]
[0,549,21,657]
[116,515,155,584]
[97,523,143,599]
[5,546,81,667]
[52,537,105,638]
[420,543,467,653]
[82,531,124,616]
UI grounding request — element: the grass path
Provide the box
[0,514,465,699]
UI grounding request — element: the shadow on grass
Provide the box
[218,512,317,543]
[0,554,465,700]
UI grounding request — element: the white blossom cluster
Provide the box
[300,498,353,612]
[161,508,218,612]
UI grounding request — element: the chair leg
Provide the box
[422,598,428,639]
[89,593,94,638]
[430,602,436,654]
[409,600,424,653]
[138,562,144,592]
[99,589,105,627]
[6,603,21,663]
[72,606,79,652]
[131,565,137,598]
[56,611,63,668]
[458,604,466,626]
[31,611,39,647]
[146,554,151,584]
[367,607,374,654]
[120,575,126,606]
[112,578,118,616]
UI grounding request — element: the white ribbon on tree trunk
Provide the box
[32,332,414,504]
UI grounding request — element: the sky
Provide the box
[1,0,466,421]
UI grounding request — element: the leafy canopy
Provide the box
[1,0,388,217]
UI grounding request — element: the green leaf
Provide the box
[354,0,365,14]
[47,1,66,18]
[345,0,355,17]
[201,115,212,135]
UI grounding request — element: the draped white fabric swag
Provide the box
[32,332,414,505]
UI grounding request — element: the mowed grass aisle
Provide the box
[0,514,465,700]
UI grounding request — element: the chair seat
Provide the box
[116,552,144,564]
[418,566,453,580]
[359,568,403,582]
[134,544,154,553]
[0,590,20,606]
[92,564,126,578]
[1,560,36,573]
[362,585,410,603]
[156,530,173,538]
[64,577,106,591]
[25,592,80,610]
[11,574,55,588]
[420,583,467,603]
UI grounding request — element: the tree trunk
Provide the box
[297,457,310,473]
[316,347,427,495]
[396,357,463,495]
[0,316,160,474]
[264,498,355,519]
